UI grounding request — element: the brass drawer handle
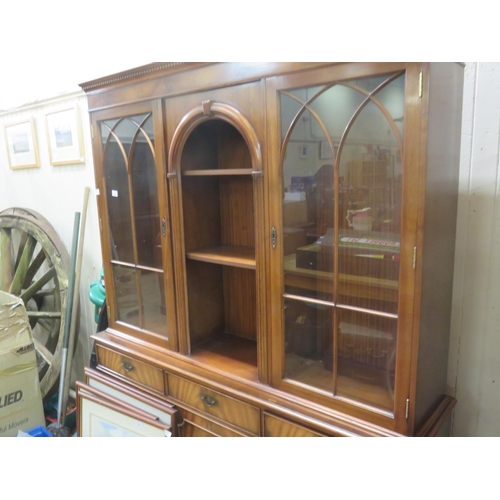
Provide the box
[200,393,218,407]
[122,360,135,372]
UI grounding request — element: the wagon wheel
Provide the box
[0,213,72,398]
[0,207,51,226]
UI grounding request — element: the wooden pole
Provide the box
[55,211,80,429]
[58,186,90,429]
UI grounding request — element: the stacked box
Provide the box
[0,291,45,437]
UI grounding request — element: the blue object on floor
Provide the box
[27,426,53,437]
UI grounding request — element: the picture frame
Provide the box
[83,367,176,427]
[4,118,40,169]
[45,105,85,166]
[76,381,173,437]
[320,140,338,160]
[299,143,310,159]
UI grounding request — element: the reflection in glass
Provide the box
[102,113,167,337]
[284,297,333,393]
[103,133,135,263]
[131,117,161,269]
[113,265,140,328]
[336,309,396,412]
[280,72,405,413]
[139,269,167,334]
[338,95,402,312]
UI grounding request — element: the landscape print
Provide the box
[11,131,30,154]
[52,109,74,149]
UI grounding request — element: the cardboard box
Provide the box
[0,291,45,437]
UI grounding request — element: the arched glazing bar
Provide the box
[280,72,404,412]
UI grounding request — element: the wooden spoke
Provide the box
[0,228,13,292]
[9,235,36,295]
[0,211,73,399]
[14,232,29,271]
[20,266,56,303]
[34,288,56,298]
[22,249,47,289]
[26,311,62,319]
[33,337,54,366]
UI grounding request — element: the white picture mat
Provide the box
[87,377,172,426]
[80,395,171,437]
[4,119,39,169]
[46,106,84,165]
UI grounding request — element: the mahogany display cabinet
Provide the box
[80,62,463,437]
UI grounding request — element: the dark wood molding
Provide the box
[79,62,210,92]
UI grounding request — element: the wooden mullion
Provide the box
[127,123,144,330]
[154,97,179,352]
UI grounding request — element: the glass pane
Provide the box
[280,72,404,411]
[131,114,154,141]
[131,118,161,269]
[103,134,135,263]
[139,269,167,335]
[113,265,140,328]
[100,119,119,144]
[338,92,403,314]
[284,297,333,393]
[336,309,396,412]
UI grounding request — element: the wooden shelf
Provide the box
[183,169,253,176]
[186,245,256,269]
[191,334,258,382]
[283,253,398,303]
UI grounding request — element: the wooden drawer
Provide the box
[167,373,260,435]
[179,410,246,437]
[96,345,164,395]
[263,413,326,437]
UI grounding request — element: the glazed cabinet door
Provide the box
[91,101,178,351]
[266,63,423,433]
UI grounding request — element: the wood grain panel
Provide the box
[224,267,257,341]
[263,412,325,437]
[186,260,224,346]
[180,410,247,437]
[181,176,221,253]
[96,345,164,394]
[217,121,253,170]
[167,373,260,434]
[220,176,255,247]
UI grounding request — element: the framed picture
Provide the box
[299,143,310,159]
[83,367,176,427]
[45,105,85,165]
[320,140,339,161]
[76,382,173,437]
[4,118,40,169]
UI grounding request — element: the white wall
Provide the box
[0,91,101,385]
[447,62,500,436]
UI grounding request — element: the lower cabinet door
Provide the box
[263,412,326,437]
[178,410,248,437]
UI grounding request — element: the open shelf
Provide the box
[183,169,253,176]
[186,245,255,269]
[191,334,258,382]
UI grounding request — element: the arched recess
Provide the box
[168,100,262,174]
[167,100,264,361]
